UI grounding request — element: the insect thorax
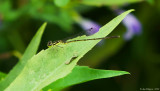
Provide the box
[47,40,64,47]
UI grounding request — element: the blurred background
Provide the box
[0,0,160,91]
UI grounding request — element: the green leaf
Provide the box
[54,0,70,7]
[0,72,7,82]
[5,10,133,91]
[77,0,142,6]
[0,23,47,90]
[44,66,130,91]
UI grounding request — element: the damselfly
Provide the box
[47,36,120,47]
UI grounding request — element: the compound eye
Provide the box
[47,41,53,47]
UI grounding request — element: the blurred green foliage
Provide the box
[0,0,160,91]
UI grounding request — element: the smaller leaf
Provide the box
[54,0,70,7]
[0,22,47,91]
[44,66,130,91]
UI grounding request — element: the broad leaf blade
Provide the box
[44,66,129,91]
[5,10,133,91]
[0,23,47,90]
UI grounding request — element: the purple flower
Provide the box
[76,18,101,35]
[115,9,142,40]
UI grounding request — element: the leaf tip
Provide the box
[122,71,130,75]
[43,22,48,27]
[128,9,135,13]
